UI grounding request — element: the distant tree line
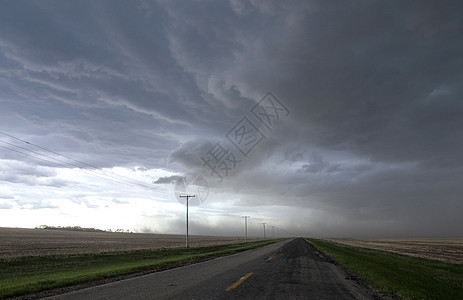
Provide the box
[34,225,103,232]
[35,225,133,233]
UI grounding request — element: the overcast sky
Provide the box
[1,0,462,237]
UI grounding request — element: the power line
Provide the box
[0,144,71,169]
[0,131,170,192]
[0,139,107,173]
[0,143,159,190]
[0,131,101,169]
[0,132,158,189]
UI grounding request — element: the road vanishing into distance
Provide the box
[47,238,379,299]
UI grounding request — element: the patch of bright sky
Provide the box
[0,164,297,235]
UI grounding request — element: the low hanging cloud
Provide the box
[153,175,184,185]
[168,139,214,171]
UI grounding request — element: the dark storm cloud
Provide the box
[168,139,214,170]
[1,0,462,236]
[238,1,463,166]
[158,0,463,236]
[152,175,184,184]
[0,0,246,168]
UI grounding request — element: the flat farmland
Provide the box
[325,238,463,264]
[0,227,242,257]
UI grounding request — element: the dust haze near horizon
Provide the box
[1,1,462,238]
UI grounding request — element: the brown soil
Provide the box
[0,227,244,257]
[324,238,463,264]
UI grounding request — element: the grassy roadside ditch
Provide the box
[1,239,282,298]
[306,238,463,300]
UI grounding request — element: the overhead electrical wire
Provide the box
[0,132,284,233]
[0,131,158,188]
[0,142,164,192]
[0,131,174,194]
[0,144,72,169]
[0,132,275,233]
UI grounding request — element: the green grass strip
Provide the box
[0,239,281,299]
[306,238,463,300]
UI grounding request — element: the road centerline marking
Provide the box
[225,272,253,291]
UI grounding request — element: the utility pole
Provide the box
[180,195,195,248]
[242,216,250,242]
[272,226,275,239]
[262,223,266,239]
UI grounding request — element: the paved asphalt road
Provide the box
[47,238,379,299]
